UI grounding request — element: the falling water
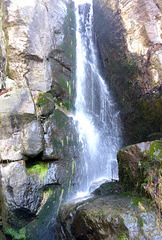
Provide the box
[74,0,122,196]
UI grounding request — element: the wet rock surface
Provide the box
[43,109,78,160]
[55,193,161,240]
[92,182,124,196]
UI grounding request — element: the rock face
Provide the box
[0,157,76,236]
[55,194,161,240]
[0,161,42,227]
[117,140,162,211]
[0,0,78,238]
[93,0,162,144]
[0,0,77,162]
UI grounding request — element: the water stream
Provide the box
[74,0,122,197]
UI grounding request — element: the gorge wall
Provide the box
[93,0,162,144]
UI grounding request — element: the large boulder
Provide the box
[55,194,161,240]
[0,114,44,161]
[117,140,162,211]
[0,0,68,91]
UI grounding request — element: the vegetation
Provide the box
[26,161,49,181]
[36,92,54,107]
[5,227,26,240]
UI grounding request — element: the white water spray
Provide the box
[74,0,122,197]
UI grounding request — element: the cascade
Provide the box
[74,0,122,197]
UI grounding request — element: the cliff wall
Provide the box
[0,0,77,162]
[93,0,162,144]
[0,0,77,238]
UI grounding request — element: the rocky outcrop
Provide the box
[55,193,161,240]
[93,0,162,144]
[117,140,162,211]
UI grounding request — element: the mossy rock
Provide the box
[36,92,54,116]
[26,161,49,182]
[55,195,161,239]
[117,140,162,211]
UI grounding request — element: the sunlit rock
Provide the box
[0,0,67,90]
[0,88,35,114]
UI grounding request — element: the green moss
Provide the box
[137,216,145,234]
[131,196,152,207]
[137,216,143,228]
[26,162,49,181]
[144,141,162,158]
[36,92,54,107]
[68,158,76,193]
[5,227,26,240]
[57,188,64,214]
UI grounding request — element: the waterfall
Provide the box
[74,0,122,197]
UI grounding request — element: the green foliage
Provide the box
[5,227,26,240]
